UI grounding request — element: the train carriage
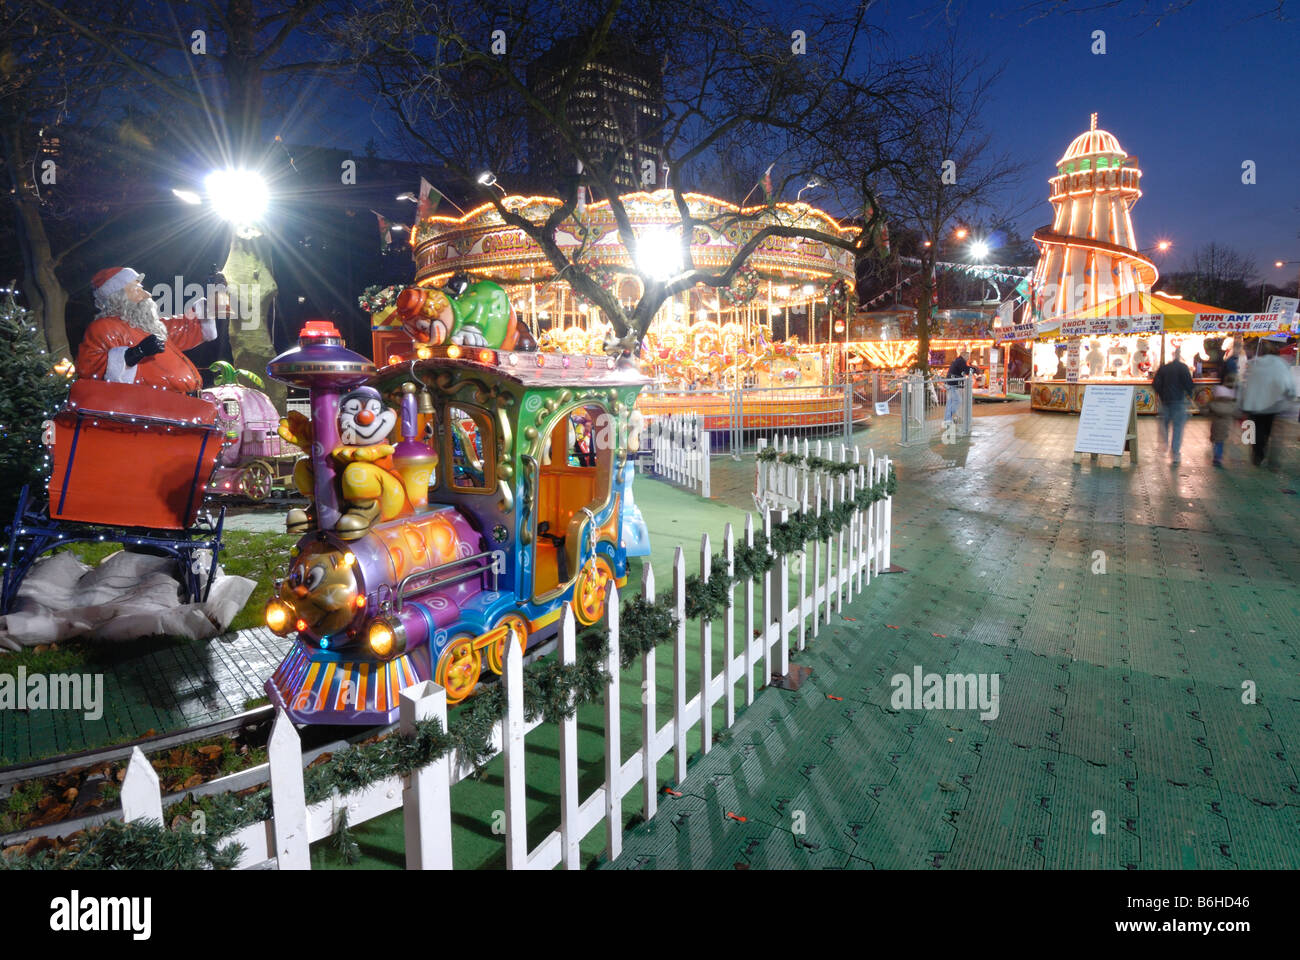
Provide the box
[261,313,649,725]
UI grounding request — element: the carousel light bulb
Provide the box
[205,169,269,226]
[697,308,708,321]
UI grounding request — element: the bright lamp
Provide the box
[205,169,269,227]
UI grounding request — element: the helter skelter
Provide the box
[1022,115,1237,415]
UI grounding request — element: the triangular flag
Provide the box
[372,210,393,250]
[417,178,440,223]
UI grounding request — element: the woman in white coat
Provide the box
[1239,337,1296,468]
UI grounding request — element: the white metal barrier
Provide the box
[647,413,711,498]
[109,449,895,870]
[899,374,972,445]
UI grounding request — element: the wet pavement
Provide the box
[606,402,1300,869]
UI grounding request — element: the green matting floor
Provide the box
[7,402,1300,869]
[312,405,1300,870]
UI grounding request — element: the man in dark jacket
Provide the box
[944,349,978,425]
[1151,347,1194,464]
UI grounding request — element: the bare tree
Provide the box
[331,0,918,349]
[859,39,1026,369]
[25,0,372,402]
[1164,242,1259,311]
[0,0,142,357]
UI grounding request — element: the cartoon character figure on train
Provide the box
[393,274,522,350]
[280,385,414,539]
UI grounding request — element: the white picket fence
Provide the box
[112,444,894,870]
[646,413,711,498]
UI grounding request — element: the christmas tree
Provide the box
[0,291,72,523]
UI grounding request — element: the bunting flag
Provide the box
[860,272,920,308]
[416,178,440,222]
[899,257,1032,284]
[372,210,394,251]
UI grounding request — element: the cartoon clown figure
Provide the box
[280,386,412,539]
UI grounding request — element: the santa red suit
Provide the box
[76,267,217,394]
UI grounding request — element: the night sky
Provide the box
[874,0,1298,278]
[308,1,1298,281]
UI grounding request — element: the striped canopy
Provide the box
[1064,291,1232,331]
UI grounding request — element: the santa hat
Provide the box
[91,267,143,305]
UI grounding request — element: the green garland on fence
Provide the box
[1,460,894,871]
[666,461,897,627]
[757,445,862,478]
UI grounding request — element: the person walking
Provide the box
[1239,336,1296,469]
[1208,372,1237,468]
[943,348,978,426]
[1152,347,1194,464]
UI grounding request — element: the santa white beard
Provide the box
[97,291,168,341]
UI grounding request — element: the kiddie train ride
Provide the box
[261,280,652,725]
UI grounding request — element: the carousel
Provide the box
[371,189,865,430]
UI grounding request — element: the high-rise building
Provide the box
[527,34,665,193]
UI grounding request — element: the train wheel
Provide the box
[242,460,274,502]
[435,634,482,704]
[486,615,529,675]
[573,556,615,626]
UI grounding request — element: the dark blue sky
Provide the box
[306,0,1298,282]
[873,0,1298,279]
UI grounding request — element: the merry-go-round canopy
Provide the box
[408,189,858,308]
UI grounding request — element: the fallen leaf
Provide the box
[31,803,71,827]
[182,773,204,790]
[21,836,53,858]
[61,787,78,803]
[197,745,224,760]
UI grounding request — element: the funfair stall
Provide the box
[1026,293,1285,414]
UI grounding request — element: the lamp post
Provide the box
[178,167,280,405]
[1275,259,1300,297]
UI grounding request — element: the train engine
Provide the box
[262,298,648,726]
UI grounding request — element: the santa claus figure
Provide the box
[76,267,217,394]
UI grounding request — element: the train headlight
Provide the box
[265,600,292,635]
[368,617,406,659]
